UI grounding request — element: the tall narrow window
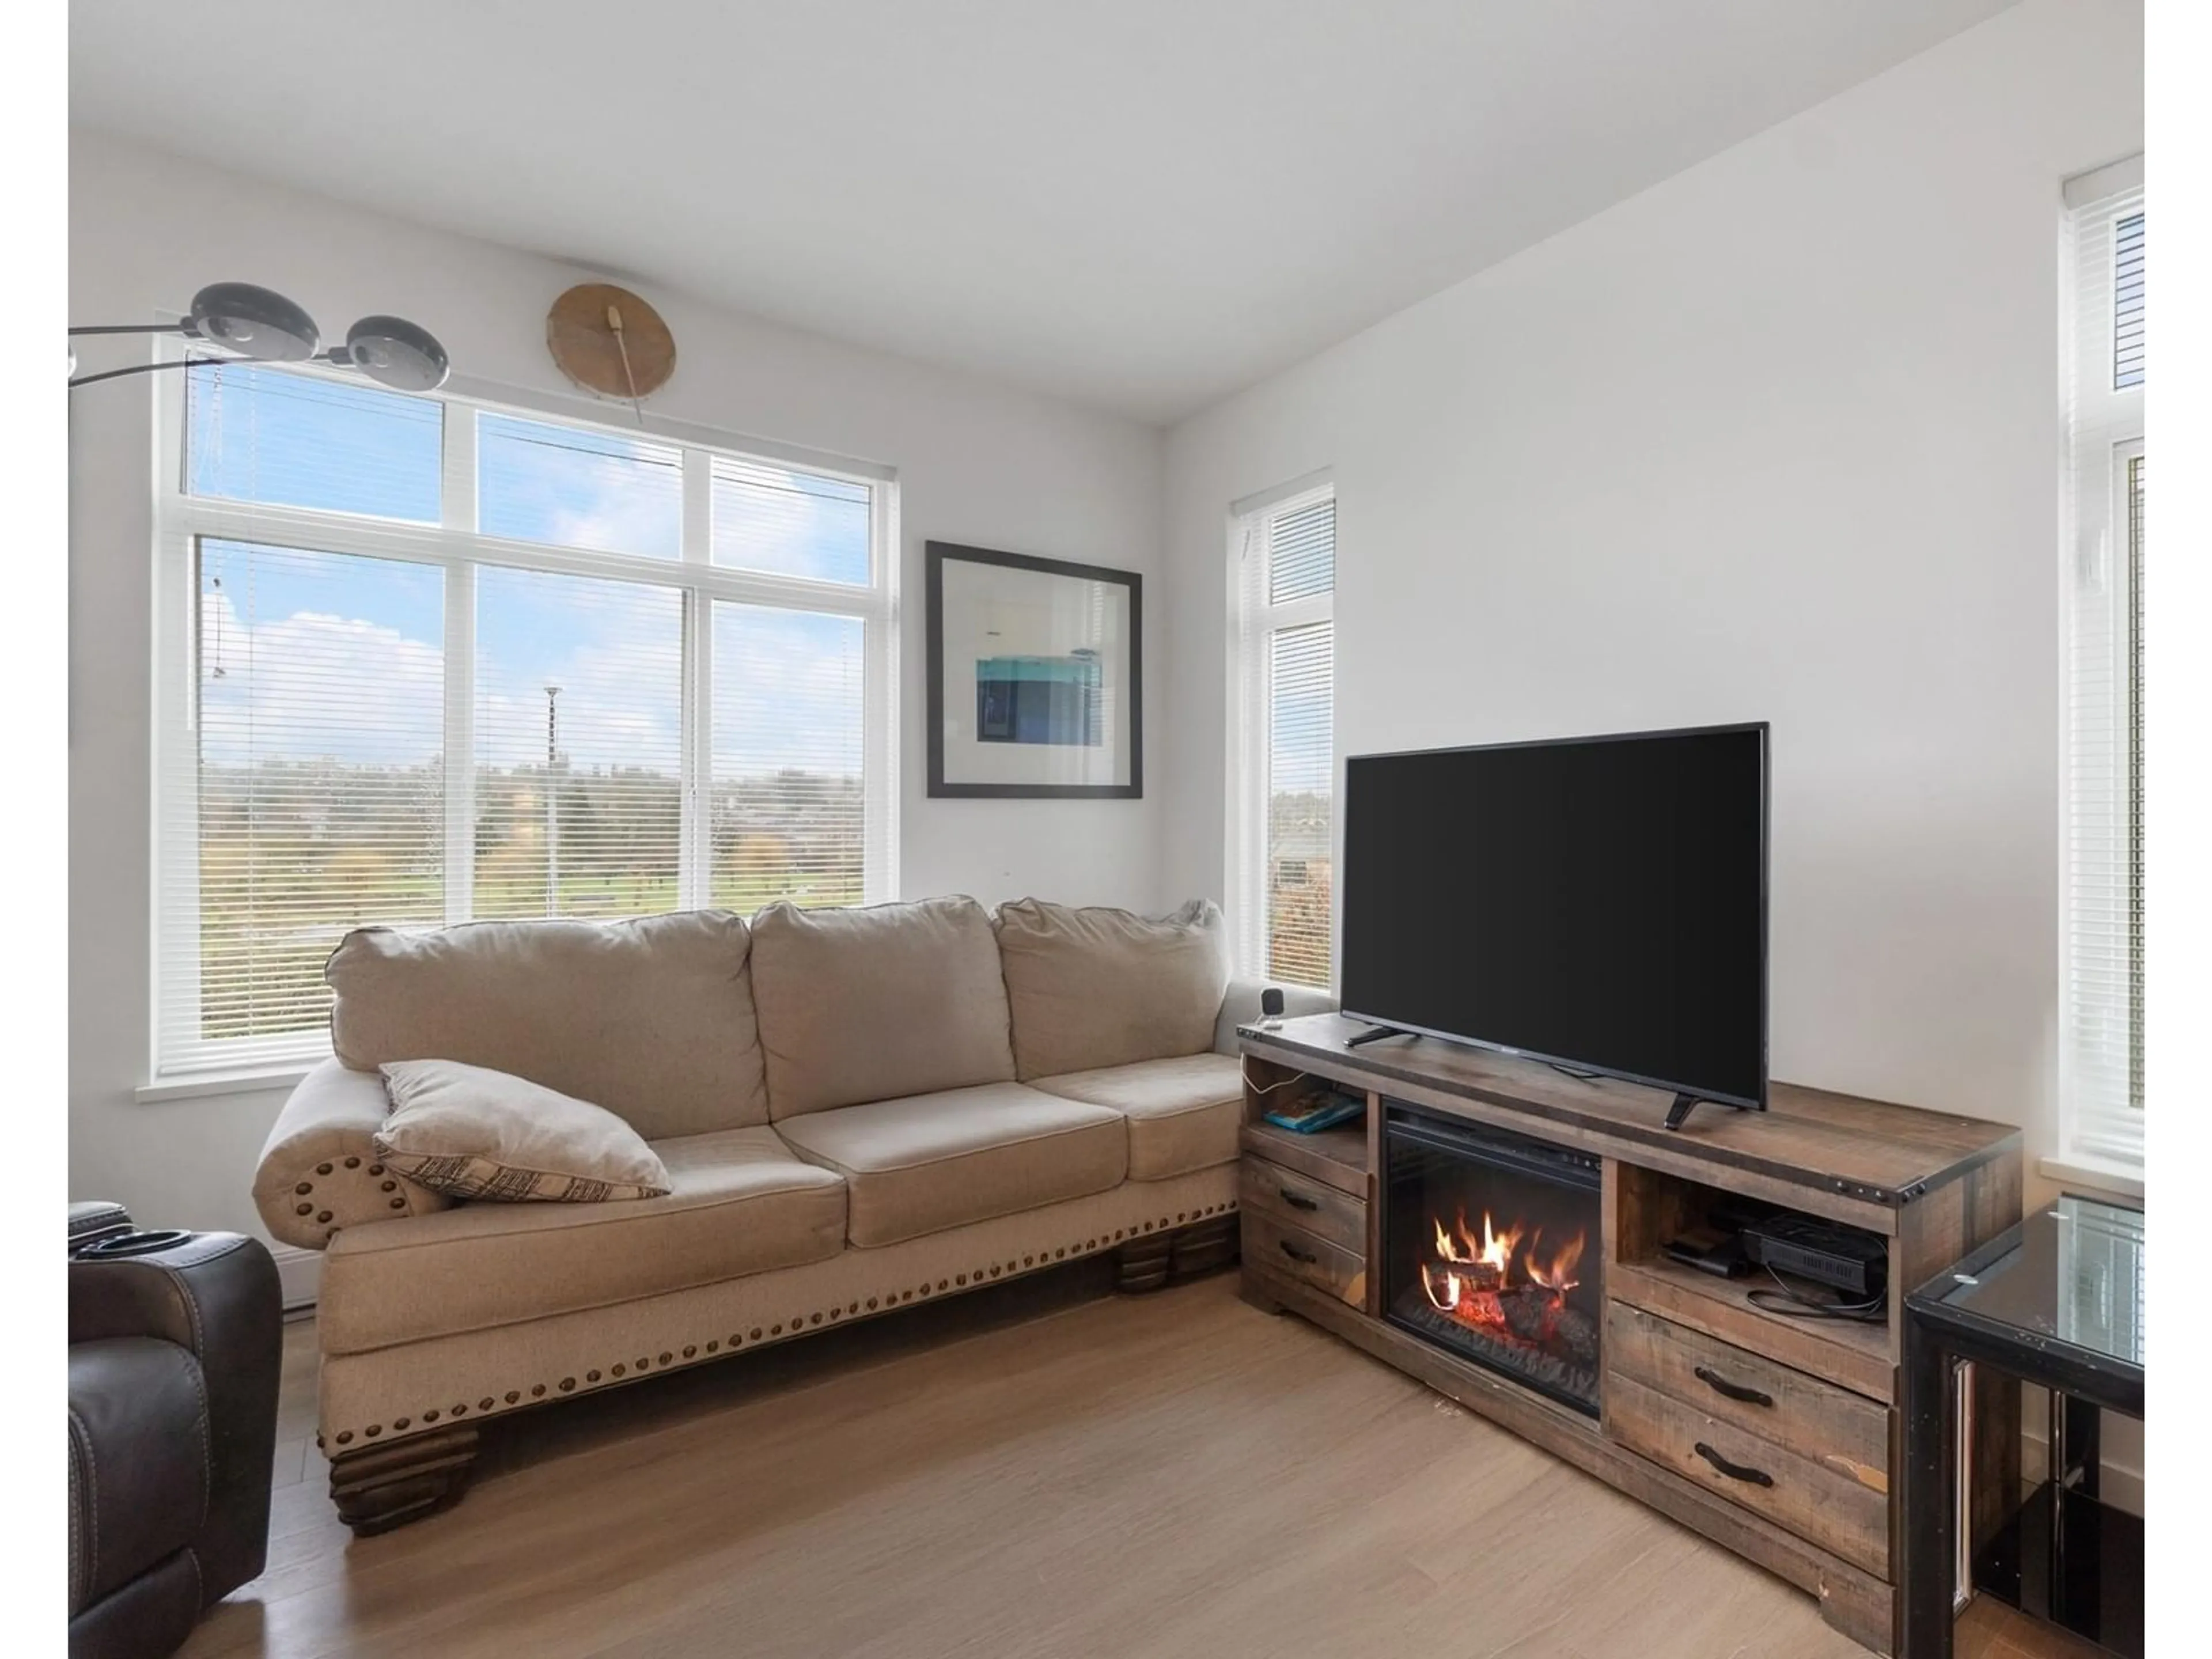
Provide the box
[155,362,897,1078]
[2060,158,2146,1176]
[1230,482,1336,988]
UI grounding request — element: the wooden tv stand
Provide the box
[1236,1014,2021,1657]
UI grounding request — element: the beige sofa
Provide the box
[252,894,1332,1532]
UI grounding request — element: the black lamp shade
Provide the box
[187,282,319,361]
[344,315,450,392]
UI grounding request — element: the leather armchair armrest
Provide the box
[251,1058,450,1251]
[1214,976,1339,1054]
[68,1199,133,1248]
[69,1233,283,1604]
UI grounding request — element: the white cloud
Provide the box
[199,593,445,768]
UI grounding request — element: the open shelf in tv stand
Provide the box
[1234,1012,2022,1658]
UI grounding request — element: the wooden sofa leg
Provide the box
[1119,1215,1240,1294]
[1169,1214,1238,1280]
[329,1424,479,1536]
[1115,1232,1175,1293]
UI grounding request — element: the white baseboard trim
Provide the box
[270,1243,323,1312]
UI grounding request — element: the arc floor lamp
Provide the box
[69,281,449,392]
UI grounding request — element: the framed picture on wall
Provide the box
[926,541,1142,798]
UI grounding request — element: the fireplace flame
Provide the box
[1433,1207,1521,1275]
[1526,1229,1585,1294]
[1418,1209,1586,1321]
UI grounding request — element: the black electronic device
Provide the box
[1340,724,1768,1130]
[1663,1230,1752,1283]
[1260,987,1285,1019]
[1662,1226,1750,1279]
[1740,1213,1888,1298]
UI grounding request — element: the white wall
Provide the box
[1163,0,2143,1165]
[69,131,1166,1247]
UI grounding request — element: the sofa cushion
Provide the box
[996,897,1230,1080]
[374,1059,672,1202]
[751,896,1017,1120]
[318,1127,847,1354]
[1030,1052,1246,1181]
[328,912,769,1139]
[773,1082,1126,1247]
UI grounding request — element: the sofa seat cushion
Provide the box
[996,897,1230,1080]
[774,1082,1127,1247]
[1031,1052,1245,1180]
[319,1127,847,1354]
[751,896,1017,1120]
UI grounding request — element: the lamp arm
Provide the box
[67,356,225,390]
[67,323,195,338]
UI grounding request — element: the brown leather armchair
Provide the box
[67,1203,282,1659]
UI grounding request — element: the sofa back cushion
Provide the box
[327,911,769,1139]
[996,897,1230,1080]
[750,896,1016,1119]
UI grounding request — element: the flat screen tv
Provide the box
[1340,723,1767,1123]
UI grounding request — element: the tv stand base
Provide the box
[1343,1024,1415,1050]
[1662,1093,1699,1131]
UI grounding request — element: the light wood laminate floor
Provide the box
[191,1266,2096,1659]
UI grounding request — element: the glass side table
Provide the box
[1900,1194,2145,1658]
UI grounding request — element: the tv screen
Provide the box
[1340,724,1767,1108]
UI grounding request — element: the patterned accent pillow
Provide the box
[373,1058,672,1202]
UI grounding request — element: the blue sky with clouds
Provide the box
[190,366,868,776]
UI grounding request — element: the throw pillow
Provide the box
[373,1058,672,1202]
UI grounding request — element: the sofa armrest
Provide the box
[69,1231,283,1604]
[1214,977,1339,1054]
[251,1058,450,1251]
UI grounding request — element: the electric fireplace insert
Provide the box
[1381,1103,1604,1415]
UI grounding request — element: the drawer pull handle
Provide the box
[1279,1239,1319,1264]
[1693,1442,1774,1487]
[1279,1186,1320,1211]
[1694,1366,1774,1409]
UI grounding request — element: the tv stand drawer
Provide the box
[1606,1302,1889,1477]
[1601,1336,1893,1584]
[1241,1211,1365,1309]
[1241,1156,1366,1255]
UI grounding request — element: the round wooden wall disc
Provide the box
[546,283,676,401]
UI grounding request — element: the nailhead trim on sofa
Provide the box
[317,1201,1236,1450]
[288,1156,422,1244]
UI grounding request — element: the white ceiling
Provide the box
[71,0,2017,425]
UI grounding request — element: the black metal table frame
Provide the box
[1899,1209,2146,1658]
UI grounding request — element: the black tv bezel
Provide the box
[1339,720,1771,1114]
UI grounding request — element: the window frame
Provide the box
[150,357,900,1081]
[2056,161,2146,1181]
[1226,475,1336,990]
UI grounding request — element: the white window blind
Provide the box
[154,361,897,1077]
[2059,161,2146,1173]
[1229,482,1336,989]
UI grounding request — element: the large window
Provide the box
[156,363,896,1076]
[1229,480,1335,988]
[2059,158,2146,1176]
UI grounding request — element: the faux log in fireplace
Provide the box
[1381,1105,1604,1415]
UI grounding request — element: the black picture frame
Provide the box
[925,540,1143,798]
